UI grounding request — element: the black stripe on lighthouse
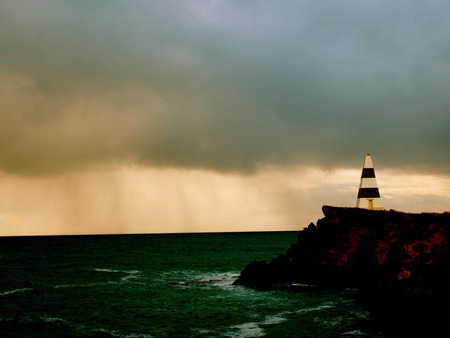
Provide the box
[357,187,380,198]
[361,168,376,178]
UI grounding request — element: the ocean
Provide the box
[0,232,372,337]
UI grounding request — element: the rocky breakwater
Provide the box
[234,206,450,335]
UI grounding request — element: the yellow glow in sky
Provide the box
[0,166,448,236]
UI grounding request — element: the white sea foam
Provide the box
[94,268,140,274]
[196,271,239,287]
[54,283,93,289]
[0,288,32,296]
[54,281,108,289]
[261,314,288,325]
[223,301,336,337]
[94,268,120,273]
[159,270,239,289]
[120,271,141,282]
[40,316,68,324]
[226,322,266,337]
[93,328,154,338]
[295,302,336,314]
[222,311,289,337]
[340,329,369,336]
[54,269,142,289]
[95,268,143,285]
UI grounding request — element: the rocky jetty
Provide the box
[234,206,450,335]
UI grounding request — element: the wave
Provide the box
[53,268,143,289]
[341,329,369,336]
[0,315,155,337]
[54,283,98,289]
[225,314,288,337]
[39,316,155,338]
[160,270,240,289]
[0,268,143,292]
[295,302,336,314]
[94,268,142,283]
[260,314,287,326]
[227,322,266,337]
[86,327,155,338]
[225,313,290,337]
[203,302,337,337]
[0,288,33,296]
[94,268,140,274]
[40,316,69,324]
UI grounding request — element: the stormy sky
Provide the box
[0,1,449,235]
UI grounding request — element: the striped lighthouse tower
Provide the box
[356,154,383,210]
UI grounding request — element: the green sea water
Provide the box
[0,232,371,337]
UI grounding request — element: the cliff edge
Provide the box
[234,206,450,335]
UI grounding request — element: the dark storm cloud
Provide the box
[1,0,449,175]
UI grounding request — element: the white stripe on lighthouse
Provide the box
[360,178,378,188]
[356,154,383,210]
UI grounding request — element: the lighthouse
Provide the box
[356,154,383,210]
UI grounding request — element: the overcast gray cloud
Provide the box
[1,0,449,175]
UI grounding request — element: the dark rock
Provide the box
[233,206,450,335]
